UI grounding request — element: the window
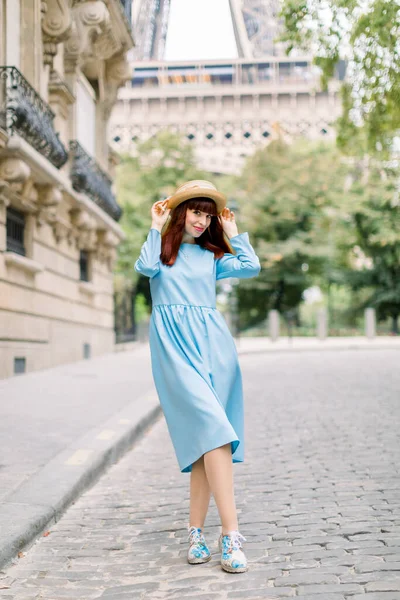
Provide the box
[5,0,21,68]
[6,207,25,256]
[83,343,91,359]
[79,250,90,282]
[76,75,96,156]
[14,357,26,375]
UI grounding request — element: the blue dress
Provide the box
[134,228,261,473]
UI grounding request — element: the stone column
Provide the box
[365,308,376,339]
[268,310,280,341]
[316,308,328,340]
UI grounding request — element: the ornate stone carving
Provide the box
[95,229,119,268]
[35,185,64,229]
[52,216,73,243]
[70,208,98,250]
[38,184,63,207]
[0,157,31,186]
[0,181,11,207]
[0,158,36,208]
[41,0,72,67]
[0,167,39,210]
[101,52,131,119]
[64,0,112,71]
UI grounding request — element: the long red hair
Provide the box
[160,198,234,266]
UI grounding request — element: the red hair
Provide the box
[160,198,233,266]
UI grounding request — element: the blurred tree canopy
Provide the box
[234,138,400,333]
[279,0,400,156]
[236,137,350,327]
[338,157,400,333]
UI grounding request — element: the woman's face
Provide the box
[184,207,213,238]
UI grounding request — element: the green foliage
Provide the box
[237,138,349,319]
[340,160,400,330]
[279,0,400,155]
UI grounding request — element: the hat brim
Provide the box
[166,188,227,215]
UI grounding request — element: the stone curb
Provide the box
[236,343,400,355]
[0,390,162,571]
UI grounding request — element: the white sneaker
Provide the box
[218,530,248,573]
[187,526,212,564]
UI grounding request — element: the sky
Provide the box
[164,0,238,61]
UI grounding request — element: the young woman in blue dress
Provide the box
[140,180,261,573]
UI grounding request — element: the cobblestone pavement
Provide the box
[1,349,400,600]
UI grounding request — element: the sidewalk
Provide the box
[0,335,399,570]
[235,334,400,354]
[0,344,160,570]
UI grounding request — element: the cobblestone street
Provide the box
[1,349,400,600]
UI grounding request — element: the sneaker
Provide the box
[187,526,212,564]
[218,530,248,573]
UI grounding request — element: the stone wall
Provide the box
[0,0,134,378]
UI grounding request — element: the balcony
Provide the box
[69,141,122,221]
[0,66,68,169]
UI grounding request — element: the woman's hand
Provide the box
[219,207,239,239]
[151,199,171,231]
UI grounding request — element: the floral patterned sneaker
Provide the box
[187,526,212,564]
[218,530,248,573]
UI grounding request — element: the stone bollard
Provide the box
[365,307,376,339]
[316,308,328,340]
[137,320,150,342]
[268,310,280,341]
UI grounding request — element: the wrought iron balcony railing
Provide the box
[0,66,68,169]
[119,0,132,30]
[69,141,122,222]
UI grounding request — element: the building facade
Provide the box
[110,0,344,174]
[0,0,134,379]
[110,56,343,175]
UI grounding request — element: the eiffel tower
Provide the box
[110,0,344,174]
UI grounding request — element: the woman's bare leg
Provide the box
[203,443,238,534]
[189,455,212,528]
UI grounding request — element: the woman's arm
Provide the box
[134,227,162,278]
[216,232,261,280]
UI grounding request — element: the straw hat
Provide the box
[165,180,227,215]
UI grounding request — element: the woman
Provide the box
[134,180,261,573]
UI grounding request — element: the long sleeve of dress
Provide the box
[134,228,162,278]
[216,232,261,280]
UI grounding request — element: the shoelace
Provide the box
[188,526,204,545]
[222,530,247,552]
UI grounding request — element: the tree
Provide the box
[279,0,400,156]
[340,158,400,333]
[237,137,350,328]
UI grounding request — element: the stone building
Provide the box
[0,0,134,378]
[111,0,344,174]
